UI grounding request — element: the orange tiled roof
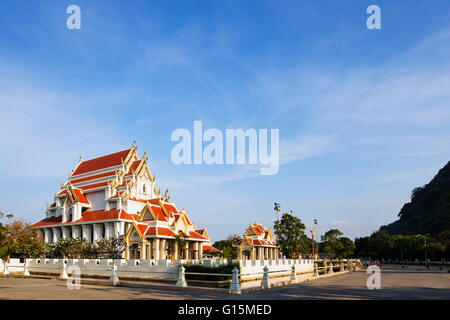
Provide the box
[188,230,208,240]
[126,160,141,174]
[203,245,220,252]
[31,209,138,228]
[30,216,62,228]
[70,170,116,184]
[72,149,130,176]
[73,188,90,205]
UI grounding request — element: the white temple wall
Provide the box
[123,200,145,216]
[86,190,106,211]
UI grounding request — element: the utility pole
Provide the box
[313,219,318,258]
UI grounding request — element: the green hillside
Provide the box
[380,161,450,235]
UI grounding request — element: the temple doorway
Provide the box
[129,243,140,259]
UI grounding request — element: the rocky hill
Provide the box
[380,161,450,235]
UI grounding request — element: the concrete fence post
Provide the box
[23,259,30,277]
[290,264,297,283]
[340,264,344,272]
[328,263,334,274]
[176,265,187,287]
[314,263,319,277]
[261,266,271,289]
[229,267,241,294]
[3,263,9,276]
[60,262,68,280]
[109,264,119,286]
[323,260,328,274]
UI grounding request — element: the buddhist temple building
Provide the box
[235,222,280,260]
[31,143,217,260]
[124,201,211,261]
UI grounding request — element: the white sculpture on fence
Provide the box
[290,264,297,283]
[261,265,271,289]
[23,260,30,277]
[60,263,69,280]
[109,264,119,286]
[176,265,187,287]
[229,267,241,294]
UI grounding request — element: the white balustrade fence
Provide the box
[235,259,315,281]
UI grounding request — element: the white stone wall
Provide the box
[234,259,314,280]
[26,258,179,280]
[0,258,24,273]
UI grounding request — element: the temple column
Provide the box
[52,227,61,243]
[112,222,118,237]
[61,227,70,240]
[251,247,256,260]
[104,223,112,238]
[154,238,160,261]
[184,243,189,261]
[174,241,178,260]
[93,224,103,242]
[199,242,203,260]
[264,247,268,260]
[81,225,92,243]
[160,239,166,259]
[71,225,81,239]
[194,242,199,260]
[44,228,51,243]
[140,241,146,260]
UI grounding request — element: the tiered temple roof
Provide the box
[239,221,277,248]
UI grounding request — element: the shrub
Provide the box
[183,262,240,281]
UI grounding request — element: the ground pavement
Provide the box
[0,265,448,300]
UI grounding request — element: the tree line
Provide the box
[355,230,450,261]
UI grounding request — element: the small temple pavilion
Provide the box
[235,222,280,260]
[31,143,217,260]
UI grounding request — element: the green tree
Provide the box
[0,215,43,260]
[213,234,242,259]
[336,237,356,258]
[44,238,100,259]
[320,229,343,259]
[274,213,309,258]
[96,236,125,259]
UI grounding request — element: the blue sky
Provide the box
[1,0,450,241]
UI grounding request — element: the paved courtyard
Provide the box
[0,265,449,300]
